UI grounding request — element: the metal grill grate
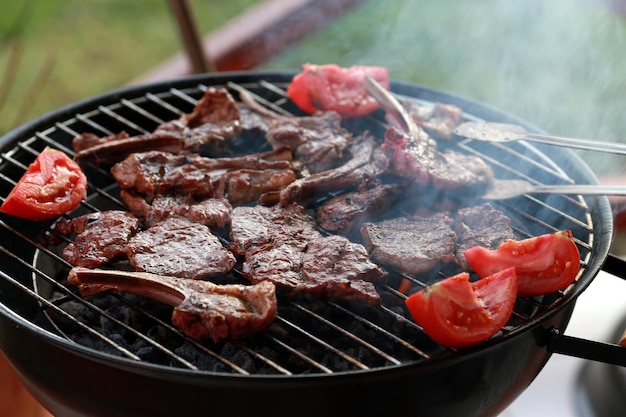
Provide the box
[0,75,595,376]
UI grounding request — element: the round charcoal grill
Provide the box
[0,71,623,417]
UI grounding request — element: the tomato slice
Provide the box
[286,63,390,118]
[405,267,517,348]
[463,230,580,297]
[0,147,87,221]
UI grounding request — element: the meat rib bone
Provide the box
[68,267,277,343]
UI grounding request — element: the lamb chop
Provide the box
[67,267,278,343]
[73,131,183,165]
[120,191,232,228]
[231,203,387,305]
[279,131,390,206]
[364,76,494,192]
[73,87,242,165]
[126,217,237,280]
[239,90,352,173]
[50,210,141,268]
[111,148,297,203]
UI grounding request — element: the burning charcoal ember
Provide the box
[67,267,278,343]
[360,212,457,275]
[279,132,389,206]
[120,191,232,228]
[126,217,236,280]
[240,90,352,173]
[111,149,297,203]
[51,210,141,268]
[453,203,517,269]
[402,100,464,140]
[73,131,183,165]
[316,183,406,235]
[231,203,386,305]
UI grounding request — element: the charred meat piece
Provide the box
[51,211,141,268]
[68,267,277,343]
[153,87,241,155]
[111,148,296,203]
[402,100,464,140]
[365,76,494,191]
[231,203,386,305]
[361,212,457,275]
[226,168,297,205]
[316,183,405,235]
[453,203,516,269]
[381,127,494,190]
[230,203,320,255]
[126,217,236,280]
[73,131,183,165]
[72,88,240,163]
[240,91,351,173]
[279,132,389,205]
[120,191,232,228]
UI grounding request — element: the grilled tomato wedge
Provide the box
[287,63,390,118]
[405,267,517,348]
[464,230,580,296]
[0,147,87,221]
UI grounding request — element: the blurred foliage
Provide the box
[0,0,259,134]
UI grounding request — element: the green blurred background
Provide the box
[2,0,626,177]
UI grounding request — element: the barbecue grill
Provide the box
[0,71,623,417]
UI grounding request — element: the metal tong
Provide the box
[363,76,626,200]
[454,121,626,155]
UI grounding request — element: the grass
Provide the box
[0,0,259,134]
[3,0,626,176]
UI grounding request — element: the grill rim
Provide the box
[0,70,614,380]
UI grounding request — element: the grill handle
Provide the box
[547,253,626,366]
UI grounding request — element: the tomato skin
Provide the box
[405,267,517,348]
[286,63,390,118]
[463,230,580,297]
[0,147,87,221]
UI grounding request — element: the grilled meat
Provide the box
[153,87,241,156]
[453,203,517,269]
[51,210,141,268]
[316,183,405,235]
[240,90,352,173]
[111,148,297,203]
[402,100,464,140]
[67,267,277,343]
[120,191,232,228]
[126,217,236,280]
[381,126,494,190]
[231,203,387,305]
[73,131,183,165]
[360,212,458,275]
[279,131,389,205]
[73,87,240,163]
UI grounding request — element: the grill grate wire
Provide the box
[0,78,595,376]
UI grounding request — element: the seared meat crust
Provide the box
[52,211,141,268]
[126,217,236,280]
